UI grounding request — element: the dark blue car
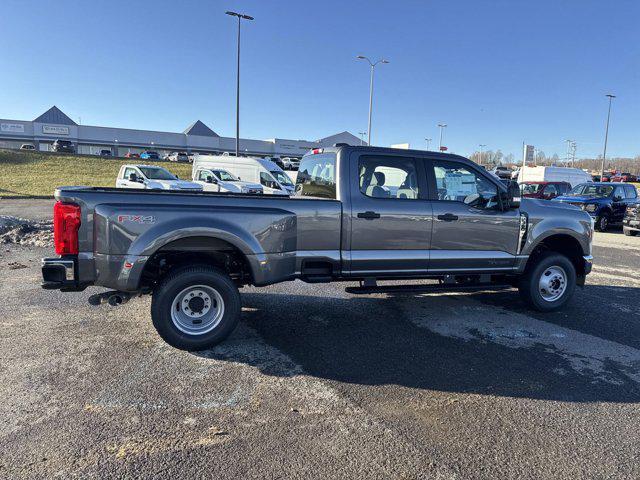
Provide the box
[553,182,638,231]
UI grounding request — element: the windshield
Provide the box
[212,170,239,182]
[139,167,177,180]
[270,171,294,187]
[568,184,613,197]
[521,183,544,194]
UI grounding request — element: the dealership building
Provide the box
[0,106,363,158]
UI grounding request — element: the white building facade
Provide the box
[0,106,363,159]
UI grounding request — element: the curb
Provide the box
[0,196,53,200]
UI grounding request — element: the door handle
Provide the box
[357,211,381,220]
[437,213,458,222]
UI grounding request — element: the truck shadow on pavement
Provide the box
[200,286,640,403]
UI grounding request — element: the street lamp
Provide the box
[479,144,487,164]
[358,131,367,145]
[356,55,389,146]
[226,10,254,157]
[438,123,447,151]
[601,93,616,177]
[425,138,432,151]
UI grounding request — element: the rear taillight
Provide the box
[54,202,81,255]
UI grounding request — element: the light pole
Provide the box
[438,123,447,151]
[425,138,432,151]
[601,94,615,177]
[356,55,389,146]
[226,11,254,157]
[358,131,367,145]
[479,144,486,165]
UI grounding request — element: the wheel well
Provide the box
[139,236,253,290]
[526,234,586,277]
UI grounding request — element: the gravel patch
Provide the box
[0,215,53,247]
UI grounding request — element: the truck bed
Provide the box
[54,186,343,290]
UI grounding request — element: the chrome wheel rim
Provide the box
[170,285,224,335]
[600,216,608,230]
[538,266,567,302]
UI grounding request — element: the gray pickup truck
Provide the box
[42,145,593,350]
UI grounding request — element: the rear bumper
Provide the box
[41,257,86,291]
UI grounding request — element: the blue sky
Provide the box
[1,0,638,158]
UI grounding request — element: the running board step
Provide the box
[345,283,513,295]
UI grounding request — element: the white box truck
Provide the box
[517,166,591,187]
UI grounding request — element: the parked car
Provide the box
[193,167,263,194]
[115,164,203,191]
[124,152,140,159]
[491,165,512,179]
[623,202,640,236]
[140,151,159,160]
[99,149,112,157]
[553,182,638,231]
[43,145,593,351]
[520,181,571,200]
[600,175,611,182]
[281,157,300,170]
[20,143,35,150]
[192,155,294,195]
[610,173,638,183]
[167,151,189,163]
[52,139,75,153]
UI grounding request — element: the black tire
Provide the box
[595,213,610,232]
[623,228,638,237]
[151,265,241,351]
[518,252,576,312]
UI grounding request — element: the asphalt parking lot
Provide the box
[2,199,640,479]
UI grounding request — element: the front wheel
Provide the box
[518,252,576,312]
[595,213,609,232]
[151,265,241,351]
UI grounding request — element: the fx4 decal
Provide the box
[117,214,156,224]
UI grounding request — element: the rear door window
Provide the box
[624,185,637,199]
[358,156,420,200]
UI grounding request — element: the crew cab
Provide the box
[553,182,638,231]
[115,164,203,191]
[193,167,263,194]
[42,146,593,351]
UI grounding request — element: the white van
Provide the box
[191,155,295,195]
[517,166,592,188]
[193,167,263,194]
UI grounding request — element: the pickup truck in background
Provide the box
[115,164,203,191]
[43,145,593,351]
[553,182,638,231]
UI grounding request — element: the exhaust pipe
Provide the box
[88,291,132,306]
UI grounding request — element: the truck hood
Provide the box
[552,195,604,204]
[520,197,583,212]
[218,180,263,193]
[147,179,203,191]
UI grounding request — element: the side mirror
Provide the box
[503,180,521,209]
[206,175,216,184]
[237,176,241,180]
[128,173,137,182]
